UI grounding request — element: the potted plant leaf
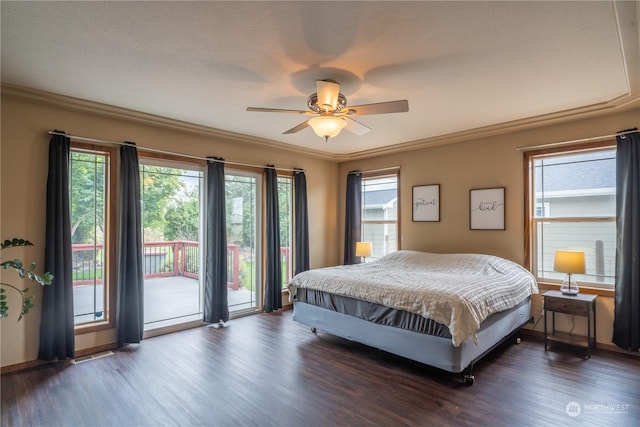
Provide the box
[1,238,53,320]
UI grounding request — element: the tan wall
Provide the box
[0,92,339,368]
[2,86,636,368]
[339,107,639,347]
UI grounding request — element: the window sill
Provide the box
[536,281,614,298]
[74,320,114,335]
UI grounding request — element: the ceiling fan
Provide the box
[246,79,409,142]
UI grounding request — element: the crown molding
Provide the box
[334,95,640,162]
[0,83,336,162]
[3,82,638,164]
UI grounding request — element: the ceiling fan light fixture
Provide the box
[308,116,346,141]
[247,79,407,139]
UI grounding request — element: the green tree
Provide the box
[70,152,105,244]
[225,175,256,248]
[164,186,199,241]
[70,159,186,244]
[224,174,292,248]
[141,165,185,235]
[278,176,291,247]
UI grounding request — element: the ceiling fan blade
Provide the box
[344,117,371,136]
[316,79,340,111]
[282,120,310,134]
[246,107,311,114]
[343,100,409,116]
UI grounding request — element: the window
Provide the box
[278,175,293,289]
[225,170,262,312]
[70,144,116,329]
[526,143,616,289]
[362,172,400,259]
[69,147,296,330]
[140,161,205,330]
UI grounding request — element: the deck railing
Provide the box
[72,241,290,290]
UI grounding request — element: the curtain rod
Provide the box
[47,131,305,172]
[348,166,401,175]
[516,129,637,151]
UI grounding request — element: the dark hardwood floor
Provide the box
[2,310,639,427]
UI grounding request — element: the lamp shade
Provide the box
[355,242,373,258]
[553,250,586,274]
[308,116,346,140]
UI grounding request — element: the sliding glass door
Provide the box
[225,170,261,313]
[140,161,204,330]
[138,163,262,326]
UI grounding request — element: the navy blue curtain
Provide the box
[613,128,640,351]
[293,169,309,275]
[264,166,282,312]
[39,131,74,361]
[344,171,362,265]
[116,143,144,347]
[204,158,229,323]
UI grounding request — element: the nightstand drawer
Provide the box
[543,290,597,358]
[544,296,591,316]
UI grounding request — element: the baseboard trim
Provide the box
[1,359,57,375]
[1,343,118,375]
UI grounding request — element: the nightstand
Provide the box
[543,290,597,358]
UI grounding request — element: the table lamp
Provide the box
[554,250,585,295]
[355,242,373,263]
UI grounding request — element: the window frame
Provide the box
[225,166,263,313]
[276,172,294,290]
[138,154,207,330]
[361,170,401,259]
[523,140,616,294]
[71,142,117,334]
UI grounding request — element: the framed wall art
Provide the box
[469,187,505,230]
[412,184,440,222]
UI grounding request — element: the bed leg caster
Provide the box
[310,327,317,333]
[515,337,522,345]
[462,364,475,385]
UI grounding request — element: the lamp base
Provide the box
[560,277,580,295]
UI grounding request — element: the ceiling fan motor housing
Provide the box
[307,92,347,113]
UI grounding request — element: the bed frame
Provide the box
[292,298,532,385]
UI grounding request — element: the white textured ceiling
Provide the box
[1,1,638,158]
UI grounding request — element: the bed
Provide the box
[287,250,538,384]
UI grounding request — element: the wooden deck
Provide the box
[73,276,255,326]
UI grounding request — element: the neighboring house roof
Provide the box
[364,189,397,208]
[536,153,615,193]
